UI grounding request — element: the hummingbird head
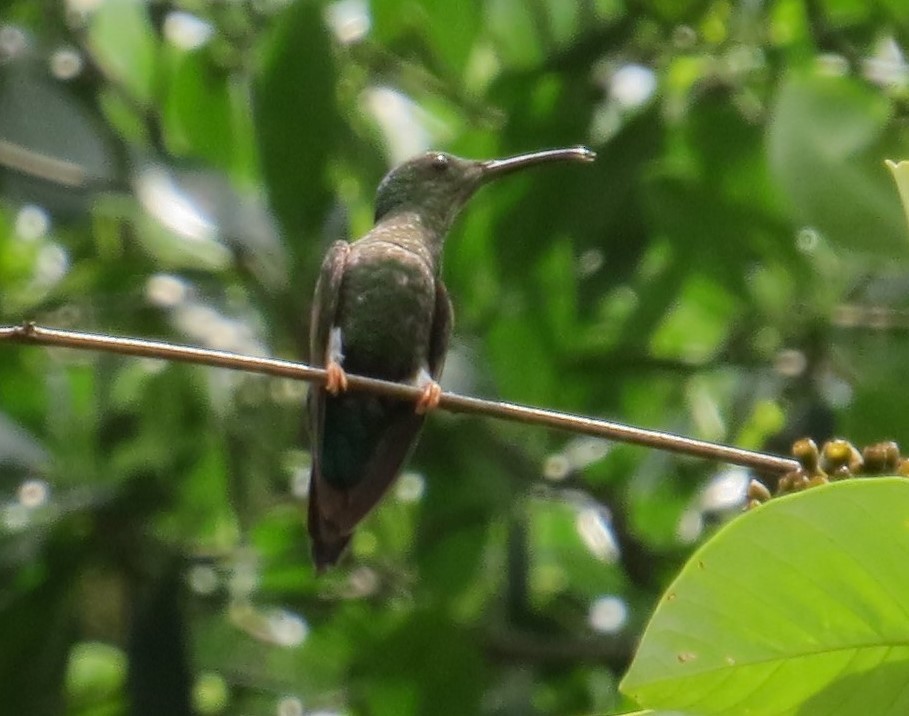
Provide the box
[373,152,484,231]
[373,146,596,237]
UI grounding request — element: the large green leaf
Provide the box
[621,478,909,715]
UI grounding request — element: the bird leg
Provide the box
[413,366,442,414]
[324,327,349,395]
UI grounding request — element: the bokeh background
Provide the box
[2,1,909,714]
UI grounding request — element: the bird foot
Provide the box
[415,380,442,415]
[325,360,349,395]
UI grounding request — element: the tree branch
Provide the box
[0,322,800,474]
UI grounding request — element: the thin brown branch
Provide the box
[0,323,800,474]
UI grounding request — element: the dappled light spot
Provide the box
[863,37,908,90]
[577,247,604,277]
[816,53,850,76]
[230,603,309,647]
[345,566,379,598]
[564,436,611,470]
[284,449,312,499]
[135,166,218,242]
[818,371,853,409]
[171,302,268,357]
[227,552,259,598]
[192,671,229,714]
[266,608,309,647]
[362,87,431,164]
[145,273,189,308]
[672,25,697,49]
[325,0,370,45]
[0,24,27,58]
[163,11,213,50]
[699,468,748,513]
[676,508,704,544]
[17,478,49,508]
[676,468,748,543]
[64,0,103,17]
[796,226,821,253]
[34,244,69,288]
[542,453,571,481]
[1,502,29,531]
[173,303,221,338]
[394,470,426,503]
[588,595,628,634]
[14,204,50,241]
[575,506,620,563]
[774,348,807,377]
[610,64,657,110]
[137,357,168,375]
[187,564,219,596]
[49,47,83,80]
[270,378,309,404]
[723,44,765,77]
[276,696,305,716]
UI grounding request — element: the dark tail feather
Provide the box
[310,533,352,573]
[307,471,352,572]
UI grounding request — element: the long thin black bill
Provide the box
[480,146,596,178]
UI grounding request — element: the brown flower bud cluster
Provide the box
[745,438,908,509]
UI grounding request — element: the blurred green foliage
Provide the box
[1,0,909,714]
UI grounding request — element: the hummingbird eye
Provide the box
[430,153,449,171]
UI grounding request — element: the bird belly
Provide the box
[318,251,435,491]
[337,253,436,381]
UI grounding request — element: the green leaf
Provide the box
[372,0,481,74]
[87,0,158,106]
[420,0,481,73]
[484,0,545,68]
[0,524,85,716]
[253,1,340,241]
[767,73,908,256]
[648,275,739,363]
[642,0,710,23]
[165,51,234,169]
[356,610,487,716]
[621,478,909,715]
[66,642,128,712]
[487,297,559,406]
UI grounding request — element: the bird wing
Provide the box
[319,278,454,532]
[307,239,350,494]
[309,276,454,560]
[307,241,352,564]
[309,240,351,369]
[428,280,453,379]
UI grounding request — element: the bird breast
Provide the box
[337,242,436,381]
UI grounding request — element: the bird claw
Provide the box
[415,380,442,415]
[325,361,349,395]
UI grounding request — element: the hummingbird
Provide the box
[307,146,596,570]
